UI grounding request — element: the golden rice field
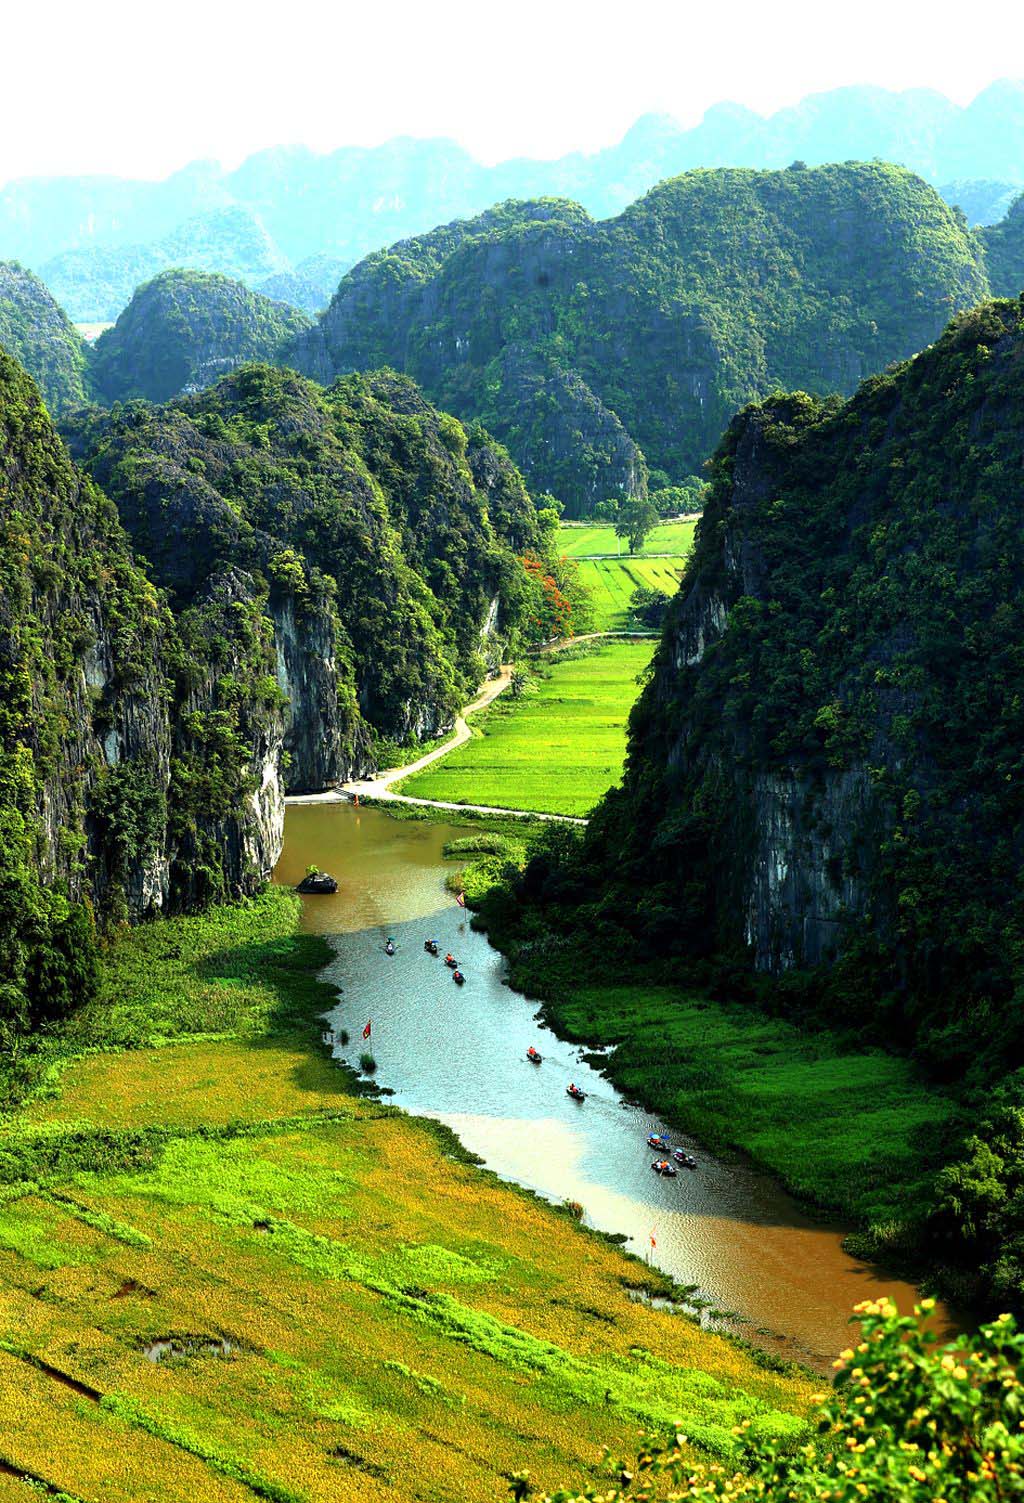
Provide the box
[0,892,810,1501]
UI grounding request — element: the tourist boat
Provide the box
[651,1159,677,1177]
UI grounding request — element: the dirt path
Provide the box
[285,632,655,821]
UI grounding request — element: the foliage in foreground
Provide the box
[517,1300,1024,1502]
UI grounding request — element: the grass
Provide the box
[396,641,655,816]
[0,890,811,1502]
[576,556,688,630]
[498,959,960,1241]
[556,519,697,558]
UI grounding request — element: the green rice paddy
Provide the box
[577,556,688,629]
[556,518,697,558]
[398,642,655,816]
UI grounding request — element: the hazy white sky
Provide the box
[3,0,1023,181]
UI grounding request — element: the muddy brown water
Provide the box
[275,801,954,1371]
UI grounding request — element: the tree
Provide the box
[614,497,659,555]
[628,585,669,630]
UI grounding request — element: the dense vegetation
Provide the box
[526,1300,1024,1502]
[0,888,809,1500]
[1,345,553,1054]
[0,346,289,1050]
[0,260,94,411]
[90,269,312,404]
[468,299,1024,1311]
[291,163,989,513]
[980,191,1024,296]
[66,363,547,759]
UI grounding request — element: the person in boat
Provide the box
[385,938,396,955]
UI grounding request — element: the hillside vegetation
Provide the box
[980,191,1024,296]
[90,269,312,404]
[0,260,94,411]
[1,348,556,1063]
[66,364,547,764]
[469,298,1024,1312]
[290,163,989,513]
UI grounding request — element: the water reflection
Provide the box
[276,802,953,1370]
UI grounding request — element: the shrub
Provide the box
[517,1300,1024,1502]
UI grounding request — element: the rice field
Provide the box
[397,641,656,816]
[556,518,697,558]
[577,556,687,630]
[0,892,810,1501]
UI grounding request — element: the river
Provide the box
[275,800,952,1372]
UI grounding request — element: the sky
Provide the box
[3,0,1024,181]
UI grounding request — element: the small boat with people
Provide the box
[647,1133,670,1151]
[452,969,466,985]
[296,871,338,895]
[672,1149,697,1169]
[566,1083,586,1102]
[526,1046,542,1064]
[651,1159,677,1177]
[444,953,458,968]
[424,939,439,956]
[384,938,396,956]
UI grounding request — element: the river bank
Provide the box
[461,834,969,1299]
[276,802,952,1367]
[0,887,812,1503]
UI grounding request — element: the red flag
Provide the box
[362,1020,371,1040]
[650,1229,657,1250]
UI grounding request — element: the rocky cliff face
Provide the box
[64,363,540,776]
[580,298,1024,1070]
[0,348,284,1017]
[288,164,989,515]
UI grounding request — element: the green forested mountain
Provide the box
[90,269,312,404]
[3,82,1024,325]
[0,260,93,411]
[0,347,294,1040]
[4,345,543,1042]
[496,297,1024,1304]
[257,253,348,314]
[290,163,989,513]
[66,363,542,763]
[980,192,1024,296]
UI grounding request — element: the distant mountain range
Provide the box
[3,81,1024,322]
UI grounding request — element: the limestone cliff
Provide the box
[0,346,284,1020]
[288,164,988,515]
[579,298,1024,1072]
